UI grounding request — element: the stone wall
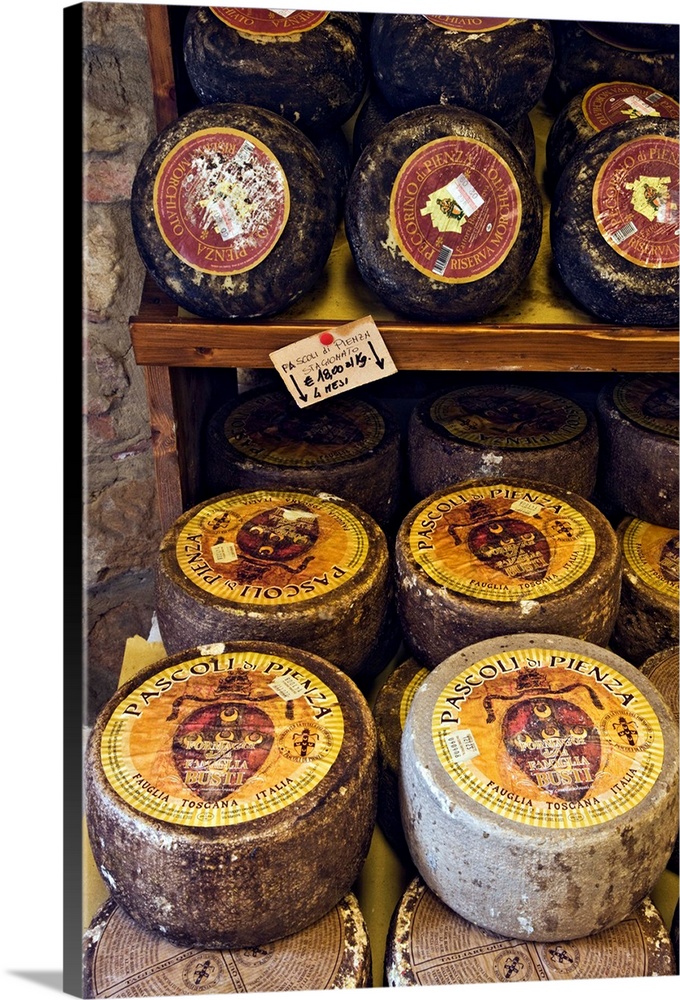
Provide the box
[83,2,160,723]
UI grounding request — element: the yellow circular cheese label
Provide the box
[613,374,679,439]
[100,650,344,828]
[408,483,596,602]
[431,646,664,829]
[622,519,679,599]
[224,393,385,467]
[176,491,369,605]
[429,385,588,449]
[399,668,429,730]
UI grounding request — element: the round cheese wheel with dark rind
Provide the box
[385,876,677,984]
[399,633,679,941]
[373,656,428,858]
[83,891,372,995]
[155,489,394,682]
[595,374,679,528]
[582,22,680,53]
[550,116,679,327]
[545,81,679,194]
[130,103,336,320]
[344,105,543,322]
[544,21,679,113]
[85,641,378,949]
[369,15,554,128]
[182,7,367,135]
[394,478,621,669]
[407,383,599,502]
[610,517,679,666]
[203,388,403,531]
[641,646,679,725]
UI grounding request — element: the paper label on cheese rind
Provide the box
[399,668,429,730]
[210,7,328,35]
[430,648,663,829]
[424,15,513,32]
[429,385,588,448]
[622,519,679,599]
[100,650,344,828]
[582,82,679,131]
[613,374,679,439]
[408,483,595,602]
[175,491,369,605]
[224,393,385,466]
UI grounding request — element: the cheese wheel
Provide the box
[545,82,679,194]
[610,518,679,666]
[83,892,372,995]
[395,478,621,669]
[385,876,677,984]
[344,105,543,322]
[182,7,367,135]
[550,116,679,327]
[596,374,679,528]
[400,633,679,941]
[373,656,428,858]
[85,641,378,948]
[155,489,396,682]
[130,103,336,319]
[407,383,599,502]
[641,646,679,724]
[584,23,680,52]
[203,388,402,531]
[369,15,554,128]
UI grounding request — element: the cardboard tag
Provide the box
[269,316,398,408]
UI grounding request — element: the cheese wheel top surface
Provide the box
[620,517,679,602]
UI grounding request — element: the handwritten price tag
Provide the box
[269,315,398,408]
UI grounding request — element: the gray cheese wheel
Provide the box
[183,7,367,135]
[385,876,677,984]
[407,383,599,502]
[399,633,679,941]
[204,387,402,531]
[610,517,679,666]
[394,477,621,669]
[369,14,554,128]
[130,103,336,319]
[596,374,679,527]
[344,105,543,322]
[155,488,395,682]
[83,892,372,995]
[85,641,378,949]
[550,116,679,327]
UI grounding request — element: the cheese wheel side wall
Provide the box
[85,643,378,949]
[399,634,680,942]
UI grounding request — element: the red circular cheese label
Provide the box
[582,83,679,132]
[211,7,328,35]
[390,137,522,283]
[424,15,514,32]
[592,135,679,268]
[153,127,290,275]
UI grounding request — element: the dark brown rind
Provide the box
[85,642,378,950]
[310,127,353,223]
[344,105,543,322]
[407,384,599,501]
[394,478,621,669]
[203,388,403,531]
[130,103,336,320]
[596,375,679,527]
[155,489,394,680]
[369,15,554,128]
[550,117,680,327]
[183,7,367,135]
[641,645,679,724]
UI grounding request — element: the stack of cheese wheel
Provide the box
[130,102,337,320]
[155,488,396,683]
[610,517,679,666]
[394,478,621,669]
[596,374,679,527]
[85,641,378,949]
[385,876,676,984]
[203,387,402,532]
[83,893,373,995]
[345,105,543,322]
[407,383,599,502]
[399,633,679,941]
[550,116,679,327]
